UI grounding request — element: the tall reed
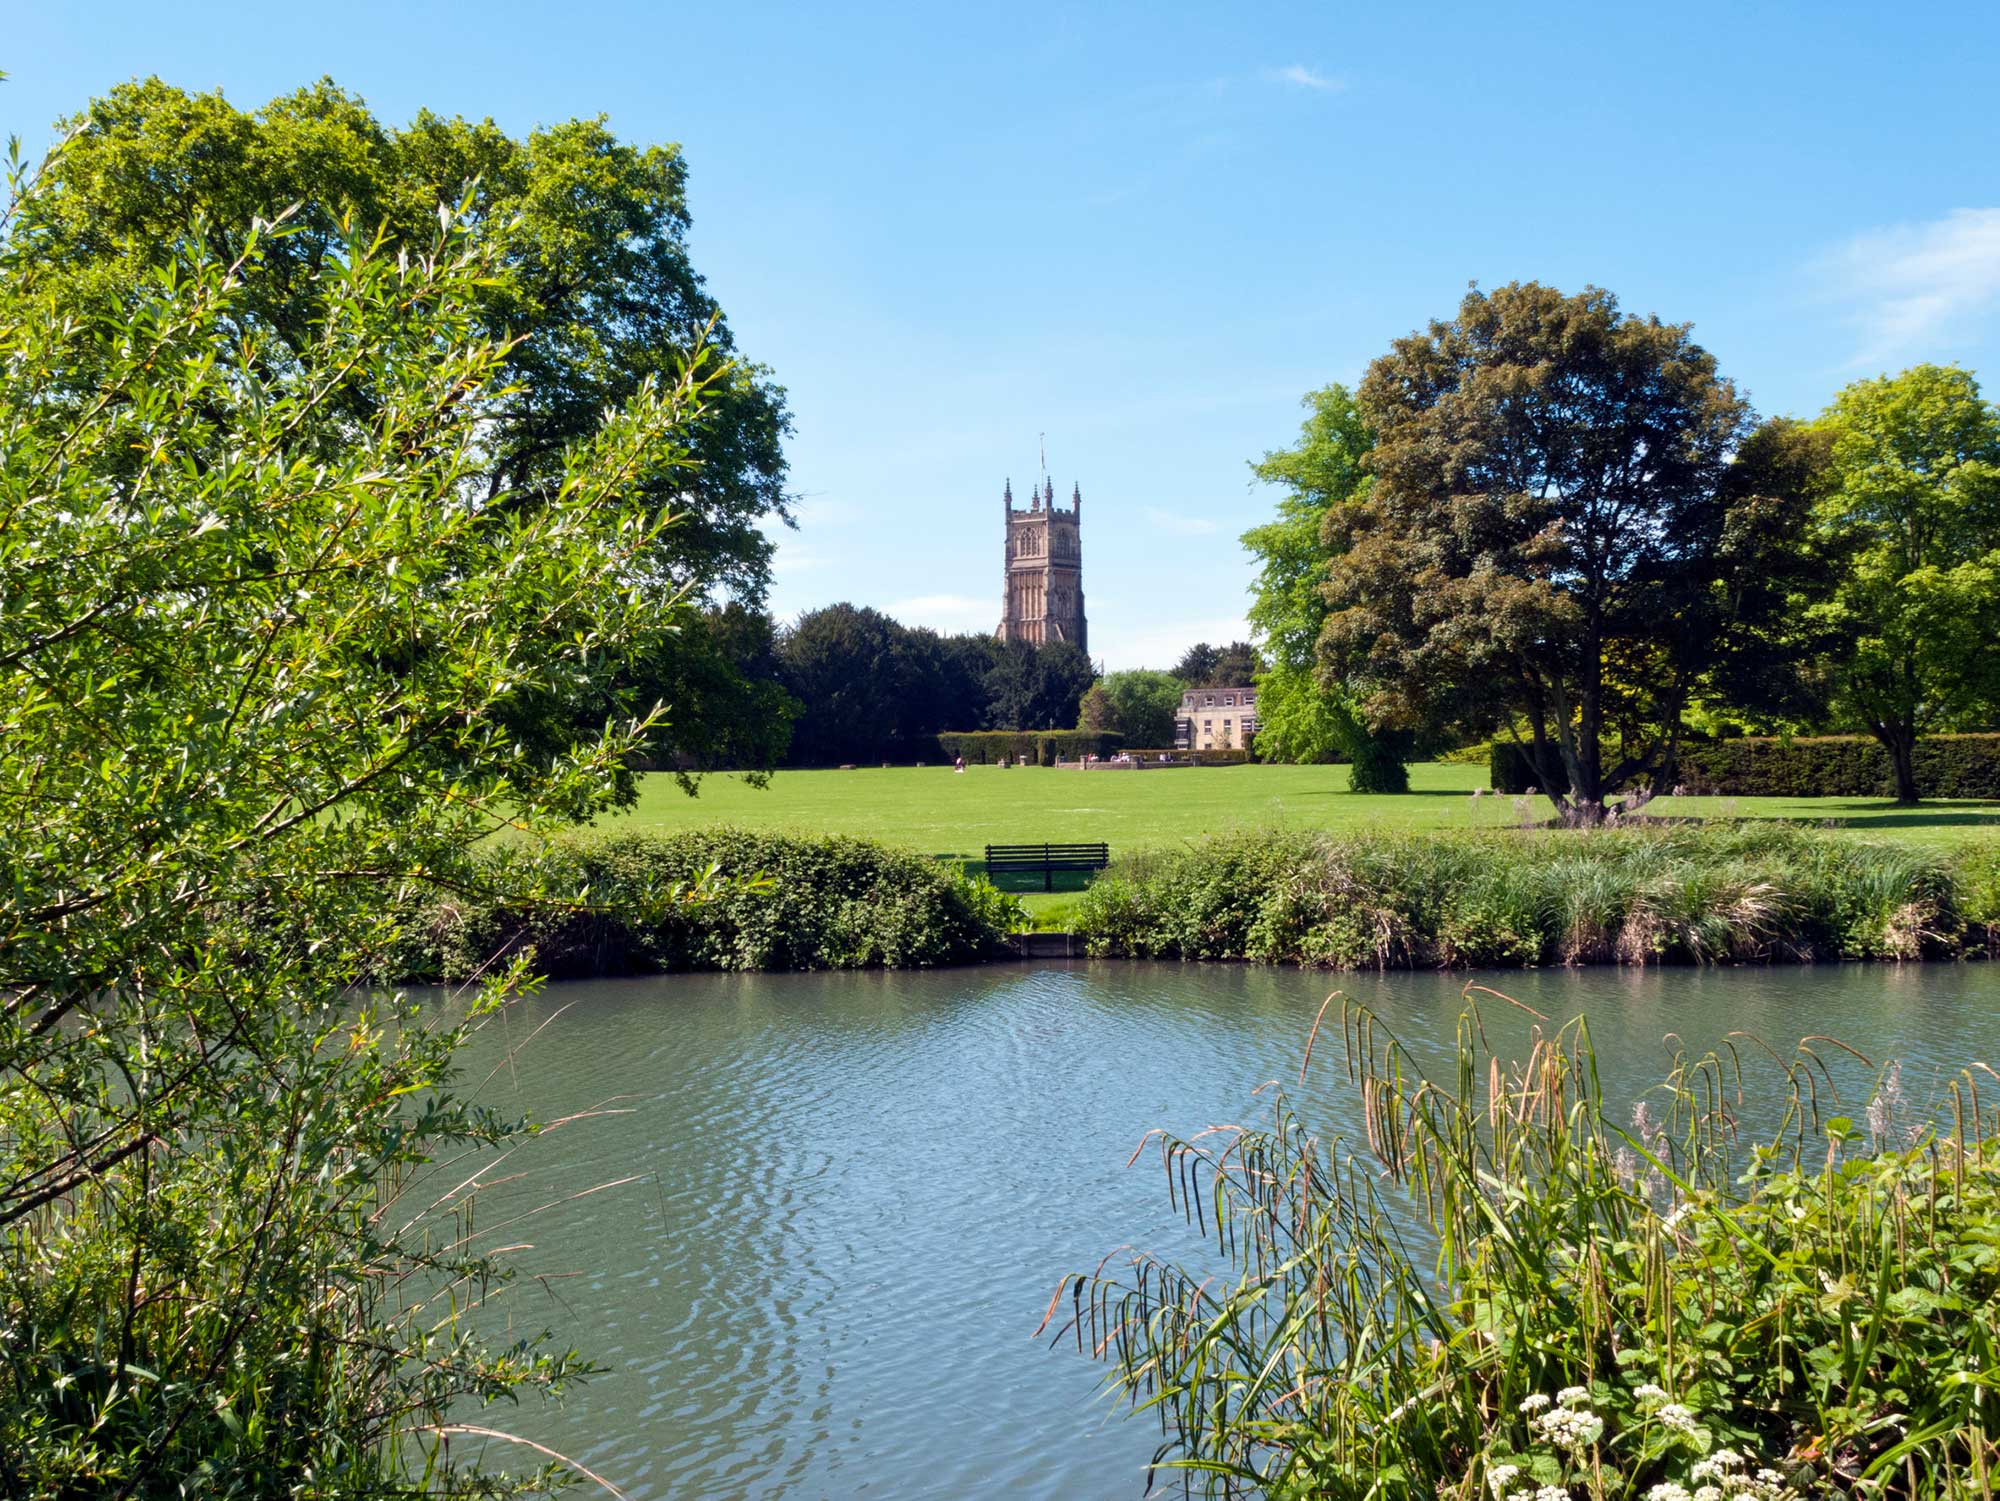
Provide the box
[1072,826,1999,968]
[1048,991,2000,1498]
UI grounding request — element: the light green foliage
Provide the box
[0,149,708,1491]
[1812,365,2000,803]
[1098,669,1183,747]
[1243,384,1408,783]
[18,75,792,773]
[1056,999,2000,1497]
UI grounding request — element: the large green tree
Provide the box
[16,76,792,763]
[1811,365,2000,803]
[1329,282,1756,821]
[1097,669,1183,747]
[0,164,706,1489]
[1243,384,1412,789]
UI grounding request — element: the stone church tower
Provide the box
[997,476,1086,653]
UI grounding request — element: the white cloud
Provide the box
[1265,64,1341,91]
[1144,506,1219,537]
[1817,207,2000,365]
[885,592,995,634]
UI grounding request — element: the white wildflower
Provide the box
[1556,1384,1590,1406]
[1693,1489,1722,1501]
[1531,1403,1604,1454]
[1485,1463,1520,1497]
[1533,1488,1570,1501]
[1632,1382,1668,1408]
[1647,1486,1692,1501]
[1655,1401,1697,1432]
[1518,1393,1551,1413]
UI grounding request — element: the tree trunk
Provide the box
[1880,723,1921,806]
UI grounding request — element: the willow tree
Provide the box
[1326,282,1753,822]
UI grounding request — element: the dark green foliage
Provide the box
[1344,734,1411,792]
[1072,826,1995,967]
[1172,640,1266,687]
[777,608,1094,764]
[1491,735,2000,799]
[981,637,1097,731]
[1680,733,2000,799]
[936,730,1123,764]
[1333,283,1771,821]
[403,830,1025,978]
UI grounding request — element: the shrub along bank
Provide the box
[394,829,1025,979]
[1071,825,2000,967]
[1490,734,2000,799]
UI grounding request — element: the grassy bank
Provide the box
[391,829,1025,980]
[1069,825,2000,967]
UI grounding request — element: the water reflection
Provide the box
[448,960,2000,1499]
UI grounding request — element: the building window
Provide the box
[1222,695,1235,706]
[1204,695,1215,706]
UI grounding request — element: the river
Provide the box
[444,959,2000,1499]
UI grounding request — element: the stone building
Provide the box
[1174,685,1258,750]
[997,477,1086,652]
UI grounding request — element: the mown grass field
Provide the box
[603,762,2000,915]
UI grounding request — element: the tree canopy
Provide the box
[17,76,792,774]
[1328,281,1757,820]
[1243,383,1412,788]
[1810,364,2000,802]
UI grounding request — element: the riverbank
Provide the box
[391,824,2000,981]
[1072,825,2000,967]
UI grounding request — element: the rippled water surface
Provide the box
[448,961,2000,1499]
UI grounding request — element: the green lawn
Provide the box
[606,761,2000,854]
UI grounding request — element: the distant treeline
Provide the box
[627,603,1266,770]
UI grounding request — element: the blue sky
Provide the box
[10,3,2000,668]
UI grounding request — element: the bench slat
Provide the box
[983,841,1111,890]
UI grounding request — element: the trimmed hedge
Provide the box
[1678,734,2000,799]
[391,829,1026,979]
[1490,734,2000,799]
[936,729,1123,766]
[1071,825,2000,968]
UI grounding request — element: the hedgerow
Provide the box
[936,729,1123,765]
[1490,735,2000,799]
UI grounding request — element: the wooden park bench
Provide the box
[984,841,1110,891]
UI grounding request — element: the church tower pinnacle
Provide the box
[997,466,1087,653]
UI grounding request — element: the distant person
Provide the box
[954,755,965,774]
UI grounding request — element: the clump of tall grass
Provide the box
[1047,993,2000,1498]
[1071,825,1995,967]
